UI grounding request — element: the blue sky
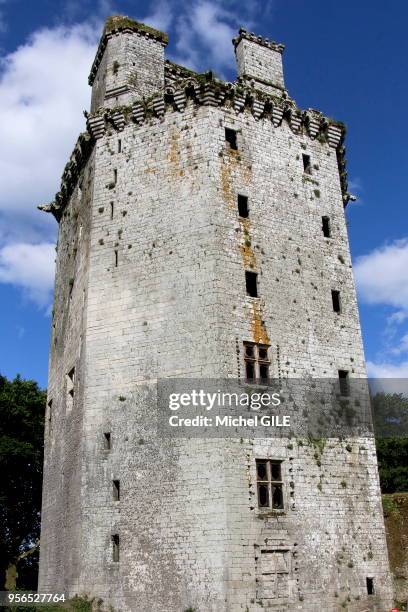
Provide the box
[0,0,407,389]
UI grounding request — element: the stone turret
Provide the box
[233,28,285,95]
[89,15,168,111]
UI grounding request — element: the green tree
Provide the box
[0,374,46,590]
[371,391,408,493]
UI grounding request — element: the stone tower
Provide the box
[38,15,393,611]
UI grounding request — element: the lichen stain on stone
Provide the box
[250,301,270,345]
[239,218,256,270]
[220,148,252,209]
[167,129,181,178]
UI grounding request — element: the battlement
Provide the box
[233,28,285,54]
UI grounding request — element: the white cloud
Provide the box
[355,239,408,375]
[0,242,55,307]
[0,22,98,221]
[171,0,270,75]
[367,360,408,379]
[354,239,408,311]
[142,0,173,32]
[0,19,99,307]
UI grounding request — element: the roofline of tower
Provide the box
[232,28,285,54]
[38,78,351,222]
[88,15,168,86]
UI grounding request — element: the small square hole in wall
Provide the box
[237,194,249,218]
[302,154,312,174]
[225,128,238,150]
[366,577,374,595]
[245,271,258,298]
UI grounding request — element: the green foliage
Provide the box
[370,392,408,493]
[382,494,400,517]
[0,374,46,589]
[376,437,408,493]
[372,392,408,437]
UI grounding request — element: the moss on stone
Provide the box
[104,15,168,44]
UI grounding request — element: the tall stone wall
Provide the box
[38,16,394,612]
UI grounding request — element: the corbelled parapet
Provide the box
[38,131,93,221]
[39,22,354,222]
[89,15,168,112]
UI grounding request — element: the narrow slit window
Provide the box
[113,169,117,185]
[338,370,350,396]
[114,250,118,267]
[47,399,53,432]
[256,459,284,510]
[104,432,111,450]
[112,480,120,501]
[366,577,374,595]
[322,216,331,238]
[112,534,120,562]
[66,367,75,410]
[245,271,258,298]
[237,194,249,218]
[47,399,52,421]
[302,154,312,175]
[110,202,114,220]
[332,290,341,313]
[118,139,122,153]
[225,127,238,150]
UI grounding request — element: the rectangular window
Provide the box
[113,480,120,501]
[331,290,341,313]
[237,194,249,218]
[225,127,238,150]
[366,577,374,595]
[322,216,331,238]
[302,153,312,174]
[244,342,270,382]
[103,432,111,450]
[245,270,258,298]
[256,459,284,510]
[338,370,350,396]
[112,534,120,562]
